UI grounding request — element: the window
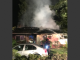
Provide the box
[16,36,20,41]
[25,45,36,50]
[14,45,24,51]
[20,36,24,40]
[33,45,36,50]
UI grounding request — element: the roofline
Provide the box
[12,32,67,34]
[12,33,38,34]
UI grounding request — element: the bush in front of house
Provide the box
[60,42,68,50]
[51,53,67,60]
[14,54,67,60]
[13,53,48,60]
[12,39,18,47]
[28,54,40,60]
[13,53,67,60]
[12,49,21,60]
[13,48,67,60]
[50,48,67,60]
[65,41,68,49]
[15,55,28,60]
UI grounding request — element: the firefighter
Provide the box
[44,38,50,55]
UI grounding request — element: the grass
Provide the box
[50,48,67,55]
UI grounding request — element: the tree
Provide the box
[50,0,68,33]
[18,0,28,20]
[12,26,16,31]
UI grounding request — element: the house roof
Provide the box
[12,27,62,34]
[37,29,54,33]
[13,27,39,34]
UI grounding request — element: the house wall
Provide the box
[36,34,46,45]
[58,39,68,44]
[36,33,68,48]
[13,34,37,43]
[47,33,68,43]
[13,33,68,48]
[15,35,25,41]
[48,33,68,48]
[25,35,29,43]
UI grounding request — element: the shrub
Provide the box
[13,53,67,60]
[65,41,68,49]
[51,53,67,60]
[60,42,68,50]
[12,39,18,47]
[20,56,28,60]
[28,54,45,60]
[14,55,28,60]
[28,54,48,60]
[12,48,68,60]
[12,49,21,60]
[40,56,47,60]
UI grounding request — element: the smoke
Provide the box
[19,0,59,30]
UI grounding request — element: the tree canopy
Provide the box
[50,0,68,33]
[18,0,28,20]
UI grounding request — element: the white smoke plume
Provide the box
[20,0,59,30]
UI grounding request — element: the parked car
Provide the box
[12,43,48,58]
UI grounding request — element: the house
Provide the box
[12,27,68,48]
[12,27,39,43]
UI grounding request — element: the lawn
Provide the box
[50,48,67,55]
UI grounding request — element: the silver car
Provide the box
[13,43,48,57]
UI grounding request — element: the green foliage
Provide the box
[12,49,21,57]
[51,53,67,60]
[19,56,28,60]
[50,0,68,33]
[12,48,68,60]
[50,48,67,55]
[40,56,47,60]
[12,39,17,47]
[28,54,42,60]
[18,0,28,20]
[61,42,68,49]
[12,26,16,31]
[12,49,21,60]
[13,53,67,60]
[50,43,52,48]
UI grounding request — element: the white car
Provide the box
[13,43,48,57]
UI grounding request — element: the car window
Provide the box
[14,45,24,51]
[25,45,36,50]
[33,45,36,50]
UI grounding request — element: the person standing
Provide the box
[44,39,50,55]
